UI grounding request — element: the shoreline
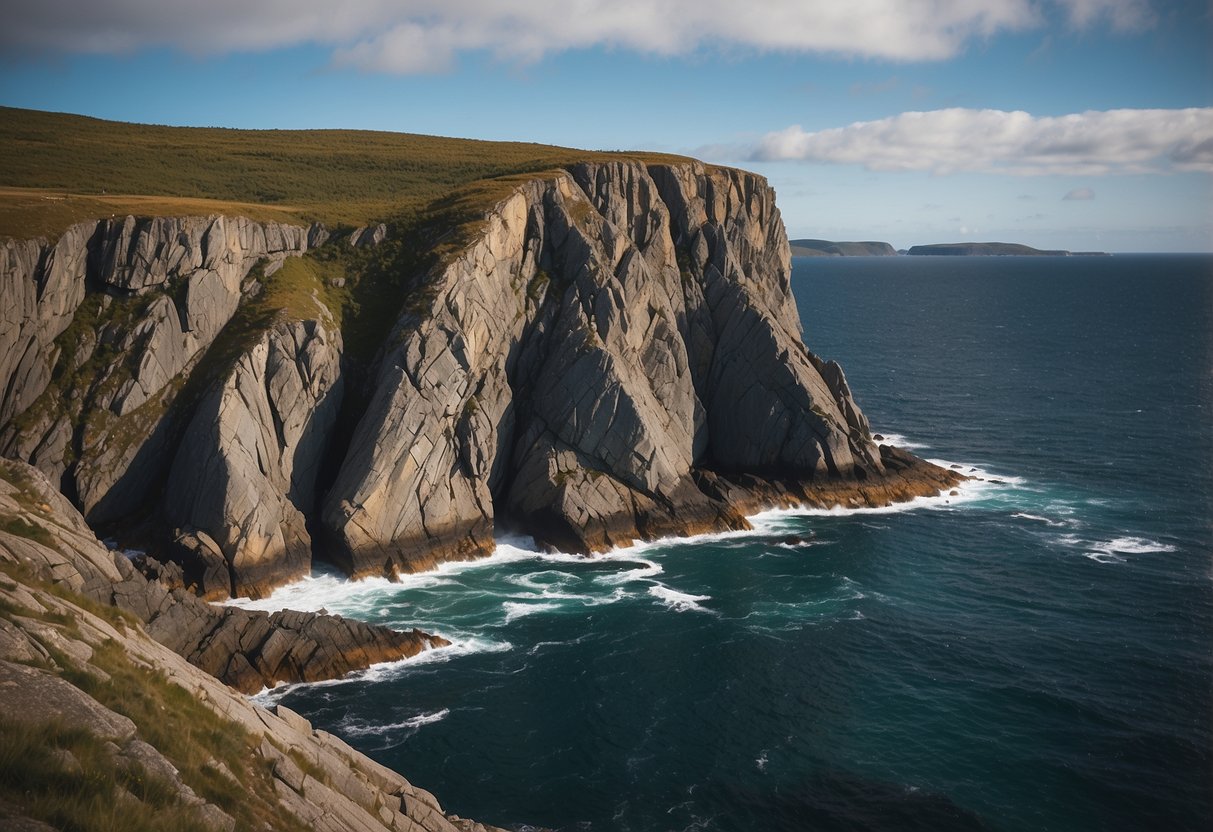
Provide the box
[230,444,986,699]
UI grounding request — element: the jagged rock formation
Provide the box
[0,458,442,694]
[0,161,960,598]
[0,533,504,832]
[164,319,344,599]
[323,161,905,577]
[0,214,315,526]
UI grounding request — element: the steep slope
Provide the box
[0,159,960,597]
[0,498,504,832]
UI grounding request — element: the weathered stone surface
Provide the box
[0,214,313,531]
[348,223,388,248]
[0,459,447,694]
[0,577,489,831]
[323,189,535,578]
[164,319,343,598]
[325,160,919,565]
[0,222,94,426]
[0,659,136,740]
[2,161,957,598]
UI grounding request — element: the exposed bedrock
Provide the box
[0,458,442,694]
[0,214,314,521]
[164,319,344,600]
[1,161,957,599]
[323,160,906,576]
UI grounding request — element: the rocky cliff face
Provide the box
[322,161,891,578]
[0,160,957,600]
[0,464,501,832]
[0,458,442,694]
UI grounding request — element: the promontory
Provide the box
[0,106,961,831]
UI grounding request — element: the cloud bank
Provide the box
[2,1,1156,72]
[749,108,1213,175]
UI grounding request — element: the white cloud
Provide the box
[0,1,1160,72]
[749,108,1213,175]
[1063,187,1095,200]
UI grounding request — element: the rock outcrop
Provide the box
[0,214,312,523]
[164,319,344,599]
[0,540,504,832]
[1,161,959,598]
[322,160,912,577]
[0,458,442,694]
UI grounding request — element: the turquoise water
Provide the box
[235,254,1213,831]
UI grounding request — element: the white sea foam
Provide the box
[503,600,562,623]
[248,634,514,704]
[338,708,450,738]
[647,584,713,613]
[872,430,929,450]
[1050,531,1176,564]
[594,558,664,584]
[1012,512,1070,527]
[756,750,769,772]
[1083,552,1127,564]
[1088,536,1177,556]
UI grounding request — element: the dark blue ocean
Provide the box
[237,254,1213,832]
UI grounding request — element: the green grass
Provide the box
[0,718,216,832]
[0,569,311,832]
[0,515,55,547]
[0,106,694,240]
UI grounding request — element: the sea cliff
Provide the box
[1,160,959,604]
[0,155,960,829]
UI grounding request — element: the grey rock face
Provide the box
[0,458,443,694]
[324,160,884,568]
[0,222,94,427]
[0,548,500,832]
[0,213,313,535]
[1,161,910,596]
[323,190,533,577]
[164,319,344,599]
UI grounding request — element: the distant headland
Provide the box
[791,238,1109,257]
[789,239,897,257]
[905,242,1110,256]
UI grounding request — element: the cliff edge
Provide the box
[0,160,960,599]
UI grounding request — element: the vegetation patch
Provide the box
[0,106,695,240]
[0,573,308,832]
[0,515,55,548]
[0,718,215,832]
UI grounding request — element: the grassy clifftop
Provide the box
[0,106,690,239]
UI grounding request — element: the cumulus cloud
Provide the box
[1063,187,1095,200]
[749,107,1213,175]
[0,1,1159,72]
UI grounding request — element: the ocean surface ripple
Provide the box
[236,255,1212,832]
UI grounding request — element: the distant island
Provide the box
[789,238,897,257]
[906,242,1109,256]
[789,238,1108,257]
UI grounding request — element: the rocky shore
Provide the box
[0,157,961,829]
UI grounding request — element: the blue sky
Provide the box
[2,0,1210,251]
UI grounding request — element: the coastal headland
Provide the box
[0,107,961,831]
